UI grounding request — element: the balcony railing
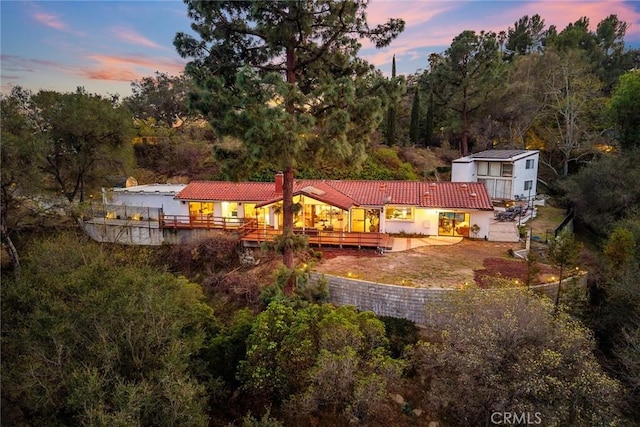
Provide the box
[240,224,391,249]
[160,215,251,230]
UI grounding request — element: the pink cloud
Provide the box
[366,1,456,27]
[33,12,68,30]
[78,54,186,82]
[112,27,163,49]
[30,4,85,37]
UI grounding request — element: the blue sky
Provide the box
[2,1,640,97]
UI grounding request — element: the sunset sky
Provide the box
[2,1,640,97]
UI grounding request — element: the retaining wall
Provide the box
[83,221,236,246]
[311,272,586,325]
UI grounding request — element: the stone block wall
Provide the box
[311,272,587,325]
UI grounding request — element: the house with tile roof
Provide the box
[173,174,496,239]
[85,163,528,246]
[452,150,539,202]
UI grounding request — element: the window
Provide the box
[526,159,535,169]
[489,162,501,177]
[477,161,488,176]
[501,163,513,177]
[221,202,238,218]
[524,180,533,191]
[189,202,213,217]
[385,206,413,220]
[495,180,513,199]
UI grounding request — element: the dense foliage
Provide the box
[408,288,622,426]
[3,6,640,427]
[1,235,212,426]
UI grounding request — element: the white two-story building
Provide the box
[451,150,539,202]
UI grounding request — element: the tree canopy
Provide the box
[430,30,503,155]
[409,288,622,426]
[610,69,640,151]
[1,234,213,426]
[174,0,404,269]
[125,72,197,128]
[27,88,134,202]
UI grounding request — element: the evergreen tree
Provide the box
[174,1,404,270]
[610,70,640,151]
[505,14,546,58]
[431,30,502,156]
[409,87,420,145]
[386,55,398,145]
[424,91,435,147]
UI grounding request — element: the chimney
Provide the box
[275,172,283,195]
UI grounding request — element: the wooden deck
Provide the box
[240,226,393,249]
[160,215,249,230]
[159,216,392,249]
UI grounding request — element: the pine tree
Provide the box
[175,1,404,271]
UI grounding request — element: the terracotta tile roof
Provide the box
[176,181,275,201]
[178,179,494,211]
[417,182,493,210]
[295,181,359,211]
[329,180,416,206]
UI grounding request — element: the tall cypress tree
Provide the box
[424,91,435,147]
[386,55,397,145]
[409,87,420,145]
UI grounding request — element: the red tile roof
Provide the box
[177,179,494,211]
[176,181,275,201]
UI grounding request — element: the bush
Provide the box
[165,234,240,279]
[380,317,420,358]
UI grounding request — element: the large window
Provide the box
[478,161,513,177]
[526,159,535,169]
[385,206,413,221]
[189,202,213,217]
[439,212,470,236]
[221,202,238,218]
[477,161,488,176]
[489,162,501,177]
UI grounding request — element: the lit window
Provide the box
[385,206,413,220]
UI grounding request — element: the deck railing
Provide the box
[160,215,251,230]
[240,225,390,249]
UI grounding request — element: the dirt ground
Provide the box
[313,204,566,288]
[313,239,527,288]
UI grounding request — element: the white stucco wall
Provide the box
[381,208,492,238]
[451,151,540,201]
[107,184,187,217]
[512,152,539,201]
[468,211,493,240]
[451,159,475,182]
